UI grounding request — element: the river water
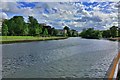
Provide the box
[2,37,118,78]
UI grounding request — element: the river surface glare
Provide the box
[2,37,118,78]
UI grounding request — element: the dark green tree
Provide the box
[80,28,101,39]
[28,16,39,36]
[23,23,29,36]
[118,28,120,37]
[64,26,69,31]
[2,23,8,36]
[8,20,15,36]
[110,26,118,38]
[35,24,40,36]
[11,16,25,35]
[68,30,72,37]
[102,30,111,38]
[63,26,70,36]
[51,28,58,36]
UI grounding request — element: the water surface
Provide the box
[2,37,118,78]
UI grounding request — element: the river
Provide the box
[2,37,118,78]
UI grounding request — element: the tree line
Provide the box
[2,16,78,37]
[3,15,118,39]
[2,16,56,36]
[80,26,119,39]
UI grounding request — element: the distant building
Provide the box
[71,29,78,37]
[56,29,67,36]
[40,23,46,26]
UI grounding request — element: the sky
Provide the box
[0,1,119,31]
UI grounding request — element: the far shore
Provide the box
[0,36,68,44]
[107,37,120,41]
[1,36,119,44]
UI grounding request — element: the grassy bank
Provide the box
[0,36,68,44]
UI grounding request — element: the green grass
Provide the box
[0,36,67,44]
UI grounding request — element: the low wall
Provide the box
[108,52,120,80]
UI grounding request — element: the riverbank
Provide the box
[108,37,120,41]
[0,36,68,44]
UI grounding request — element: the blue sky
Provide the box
[0,2,119,31]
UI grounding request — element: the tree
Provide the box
[39,24,43,34]
[80,28,102,39]
[7,20,16,36]
[23,23,29,36]
[2,19,9,36]
[71,29,78,37]
[64,26,69,31]
[93,30,102,39]
[118,28,120,37]
[2,23,8,36]
[35,24,40,36]
[43,28,48,36]
[63,26,70,36]
[28,16,39,36]
[102,30,111,38]
[110,26,118,38]
[68,30,72,37]
[81,28,94,38]
[11,16,25,35]
[43,25,52,35]
[50,28,58,36]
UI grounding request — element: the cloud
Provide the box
[0,0,119,2]
[0,2,34,16]
[74,16,102,22]
[0,2,118,31]
[0,12,8,19]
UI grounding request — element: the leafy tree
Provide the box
[2,23,8,36]
[35,24,40,36]
[23,23,29,36]
[102,30,111,38]
[39,24,43,34]
[43,26,52,35]
[68,30,72,37]
[39,25,43,35]
[11,16,25,35]
[63,26,70,36]
[34,24,42,36]
[43,28,48,36]
[71,29,78,37]
[110,26,118,38]
[118,28,120,37]
[28,16,39,36]
[80,28,101,39]
[52,28,58,36]
[7,20,16,36]
[93,30,102,39]
[64,26,69,31]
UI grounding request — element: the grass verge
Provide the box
[0,36,68,44]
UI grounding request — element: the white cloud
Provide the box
[42,13,49,18]
[82,10,91,17]
[1,0,119,2]
[0,2,118,31]
[1,2,34,16]
[0,12,8,19]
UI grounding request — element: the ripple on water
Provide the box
[2,38,118,78]
[2,54,40,77]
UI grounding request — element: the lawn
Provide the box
[0,36,67,44]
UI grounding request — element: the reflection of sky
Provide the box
[0,2,118,31]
